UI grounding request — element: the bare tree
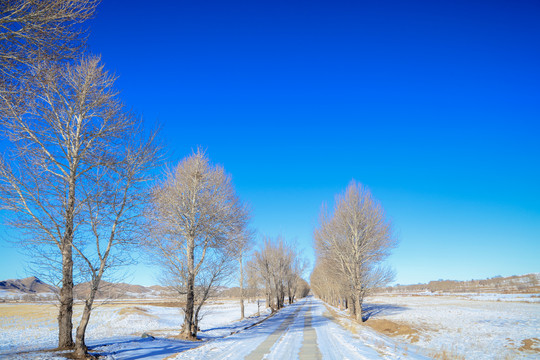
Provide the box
[0,56,152,350]
[72,122,158,358]
[253,236,306,311]
[0,0,98,73]
[237,230,255,320]
[245,257,263,314]
[313,181,396,322]
[147,150,250,340]
[295,278,310,299]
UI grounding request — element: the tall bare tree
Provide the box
[0,56,153,350]
[72,121,158,358]
[313,181,396,322]
[147,150,251,340]
[245,257,263,313]
[286,255,307,304]
[1,2,99,348]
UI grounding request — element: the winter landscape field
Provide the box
[1,0,539,359]
[1,290,539,359]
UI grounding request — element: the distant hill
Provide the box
[0,276,57,294]
[0,276,176,301]
[74,280,174,299]
[379,273,540,294]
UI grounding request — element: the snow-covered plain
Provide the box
[0,299,269,359]
[1,294,538,359]
[364,293,540,359]
[167,297,429,360]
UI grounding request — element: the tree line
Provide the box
[0,1,309,357]
[310,181,397,322]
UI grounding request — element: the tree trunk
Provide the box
[58,181,76,349]
[355,295,363,322]
[287,287,292,304]
[239,255,244,320]
[58,244,74,349]
[73,297,94,358]
[266,286,273,312]
[182,237,196,339]
[349,295,356,318]
[74,275,102,359]
[193,304,200,337]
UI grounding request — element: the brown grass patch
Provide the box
[118,306,156,318]
[428,349,466,360]
[518,338,540,352]
[364,318,420,343]
[0,304,57,321]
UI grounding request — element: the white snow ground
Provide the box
[0,299,269,359]
[2,294,538,359]
[364,294,540,359]
[168,297,429,360]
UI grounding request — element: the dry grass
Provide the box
[518,338,540,352]
[322,303,422,343]
[428,348,466,360]
[0,303,57,320]
[363,318,420,343]
[0,303,61,332]
[117,306,156,317]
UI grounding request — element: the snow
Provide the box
[2,294,538,359]
[365,294,540,359]
[379,291,540,303]
[168,297,429,360]
[0,299,268,358]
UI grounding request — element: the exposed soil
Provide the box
[118,306,157,317]
[518,338,540,352]
[363,318,420,343]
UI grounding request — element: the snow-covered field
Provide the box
[167,297,429,360]
[363,293,540,359]
[1,293,538,359]
[0,298,269,358]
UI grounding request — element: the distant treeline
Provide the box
[377,273,540,294]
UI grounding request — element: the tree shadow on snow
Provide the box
[362,303,408,321]
[89,337,201,360]
[201,313,269,334]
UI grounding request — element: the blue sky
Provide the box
[1,0,539,286]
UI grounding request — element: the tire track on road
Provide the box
[244,302,304,360]
[298,303,322,359]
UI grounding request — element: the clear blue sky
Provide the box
[1,0,539,286]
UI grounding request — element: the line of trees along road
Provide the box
[250,236,309,312]
[0,1,375,356]
[310,181,397,322]
[0,1,310,352]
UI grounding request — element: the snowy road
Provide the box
[171,297,428,360]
